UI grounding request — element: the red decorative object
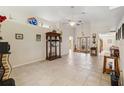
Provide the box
[0,15,7,23]
[0,15,7,40]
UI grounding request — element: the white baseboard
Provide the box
[12,54,69,68]
[12,58,45,68]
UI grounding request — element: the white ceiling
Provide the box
[0,6,124,31]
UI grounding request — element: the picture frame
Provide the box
[36,34,41,41]
[122,24,124,39]
[119,27,122,40]
[116,32,118,40]
[15,33,23,40]
[103,56,120,75]
[117,27,121,40]
[118,29,120,40]
[117,29,119,40]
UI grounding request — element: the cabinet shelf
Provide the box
[46,32,62,61]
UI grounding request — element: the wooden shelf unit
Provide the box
[46,32,62,61]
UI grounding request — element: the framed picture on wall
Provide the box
[116,32,118,40]
[122,24,124,39]
[117,29,119,40]
[118,28,121,40]
[120,27,122,39]
[15,33,23,40]
[118,29,120,40]
[36,34,41,41]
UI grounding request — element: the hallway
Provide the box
[11,52,110,86]
[0,6,123,87]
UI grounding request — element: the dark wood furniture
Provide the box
[110,47,119,57]
[74,36,90,53]
[90,47,97,56]
[103,55,120,75]
[0,78,15,86]
[0,52,15,86]
[46,32,62,61]
[0,52,12,81]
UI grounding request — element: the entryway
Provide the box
[98,32,116,55]
[74,36,91,53]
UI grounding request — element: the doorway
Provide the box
[75,36,90,53]
[69,36,74,51]
[98,32,116,55]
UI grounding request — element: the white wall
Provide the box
[1,20,73,67]
[116,16,124,69]
[99,33,116,51]
[115,16,124,85]
[74,22,91,48]
[60,24,74,55]
[1,20,48,67]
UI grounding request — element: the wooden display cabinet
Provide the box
[46,32,62,61]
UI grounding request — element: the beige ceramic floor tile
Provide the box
[11,52,110,86]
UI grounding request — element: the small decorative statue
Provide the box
[28,17,38,25]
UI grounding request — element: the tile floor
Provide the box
[11,52,111,86]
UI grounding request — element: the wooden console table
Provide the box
[90,47,97,56]
[103,55,120,75]
[110,47,119,57]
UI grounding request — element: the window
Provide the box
[42,24,50,28]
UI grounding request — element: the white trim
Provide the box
[12,58,45,68]
[12,54,69,68]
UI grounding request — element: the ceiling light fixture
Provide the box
[69,21,75,26]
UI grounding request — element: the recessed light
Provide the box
[81,12,86,14]
[70,6,75,8]
[78,20,82,23]
[69,22,75,26]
